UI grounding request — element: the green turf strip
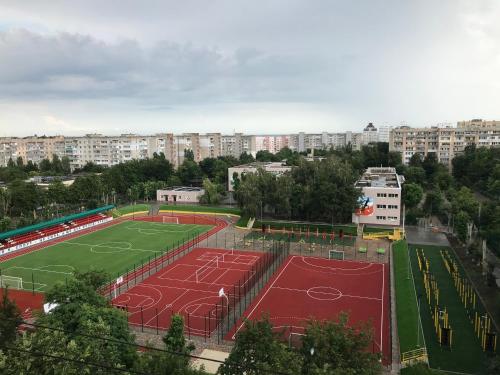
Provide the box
[393,240,423,353]
[115,204,151,215]
[409,244,488,374]
[0,220,212,292]
[159,204,241,216]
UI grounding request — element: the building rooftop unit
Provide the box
[355,167,403,189]
[232,161,288,169]
[166,186,204,192]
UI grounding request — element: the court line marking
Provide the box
[231,255,385,350]
[4,265,74,275]
[232,256,294,339]
[272,286,382,301]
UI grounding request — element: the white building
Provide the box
[227,162,292,191]
[362,123,378,145]
[352,167,403,227]
[156,187,205,204]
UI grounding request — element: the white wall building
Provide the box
[227,162,292,191]
[352,167,403,227]
[156,187,205,203]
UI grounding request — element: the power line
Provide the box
[3,345,149,375]
[6,317,294,375]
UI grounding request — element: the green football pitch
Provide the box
[0,220,212,292]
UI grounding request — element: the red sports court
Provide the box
[228,255,391,363]
[112,247,274,338]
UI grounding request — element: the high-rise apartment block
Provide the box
[7,120,494,170]
[389,119,500,168]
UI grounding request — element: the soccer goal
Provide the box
[195,257,219,283]
[162,216,179,224]
[329,249,345,260]
[0,275,23,290]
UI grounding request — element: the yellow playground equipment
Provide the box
[363,228,405,241]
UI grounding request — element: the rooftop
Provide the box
[162,186,204,192]
[355,167,402,189]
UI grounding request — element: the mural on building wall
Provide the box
[355,196,374,216]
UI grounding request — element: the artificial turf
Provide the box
[409,244,488,374]
[0,220,212,292]
[393,240,424,353]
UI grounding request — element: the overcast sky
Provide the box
[0,0,499,136]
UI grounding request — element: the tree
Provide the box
[15,156,24,168]
[402,183,424,208]
[177,160,203,186]
[404,167,426,185]
[0,289,22,349]
[301,314,381,374]
[256,150,278,162]
[409,153,423,167]
[162,315,195,367]
[423,189,443,215]
[184,149,195,161]
[200,178,223,205]
[219,315,302,375]
[39,158,52,173]
[47,180,69,206]
[455,210,470,243]
[239,152,255,164]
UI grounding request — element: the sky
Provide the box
[0,0,499,136]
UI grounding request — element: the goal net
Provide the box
[195,257,219,283]
[162,216,179,224]
[329,250,345,260]
[0,275,23,290]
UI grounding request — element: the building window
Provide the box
[376,204,386,209]
[376,216,386,220]
[388,216,398,221]
[388,205,398,209]
[377,193,387,198]
[388,193,399,198]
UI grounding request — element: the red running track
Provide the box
[228,255,391,364]
[112,247,268,337]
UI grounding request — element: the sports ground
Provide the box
[0,219,213,292]
[228,255,391,363]
[112,247,270,337]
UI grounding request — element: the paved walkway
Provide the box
[405,226,450,247]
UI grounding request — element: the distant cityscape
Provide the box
[1,119,499,170]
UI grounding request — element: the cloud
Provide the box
[0,29,338,106]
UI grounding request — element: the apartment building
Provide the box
[352,167,403,227]
[0,136,66,166]
[362,123,378,145]
[378,125,392,142]
[390,120,500,168]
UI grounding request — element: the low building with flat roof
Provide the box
[352,167,404,227]
[157,186,205,204]
[227,162,292,191]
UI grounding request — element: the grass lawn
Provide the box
[159,204,241,216]
[409,244,488,374]
[115,204,151,216]
[393,240,424,353]
[0,220,212,292]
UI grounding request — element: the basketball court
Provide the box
[228,255,391,363]
[112,247,271,337]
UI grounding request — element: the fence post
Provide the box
[156,308,159,335]
[188,313,191,339]
[141,306,144,332]
[31,272,35,295]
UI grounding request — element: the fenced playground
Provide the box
[0,213,226,293]
[1,210,391,365]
